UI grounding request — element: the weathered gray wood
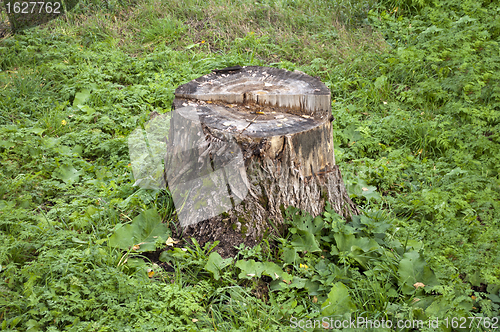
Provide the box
[169,66,358,257]
[175,66,331,118]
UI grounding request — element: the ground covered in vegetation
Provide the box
[0,0,499,331]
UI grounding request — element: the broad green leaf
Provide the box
[284,208,323,252]
[73,89,91,107]
[321,282,356,316]
[0,141,15,149]
[53,165,82,184]
[85,205,99,218]
[467,270,485,287]
[294,215,324,235]
[289,276,307,289]
[159,247,189,262]
[78,104,96,115]
[236,260,288,281]
[347,177,381,203]
[236,259,264,279]
[126,258,148,269]
[25,319,40,332]
[332,233,380,268]
[108,208,170,252]
[282,247,298,264]
[359,186,380,203]
[305,280,320,295]
[30,127,45,136]
[205,252,233,280]
[290,232,321,253]
[398,251,440,294]
[54,144,72,156]
[71,145,83,156]
[261,261,285,280]
[424,296,472,318]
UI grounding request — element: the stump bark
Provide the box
[168,66,358,257]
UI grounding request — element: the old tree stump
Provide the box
[167,66,358,257]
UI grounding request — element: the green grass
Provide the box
[1,0,499,330]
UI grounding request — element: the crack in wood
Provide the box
[236,115,259,138]
[212,65,243,74]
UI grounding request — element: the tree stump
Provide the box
[168,66,358,257]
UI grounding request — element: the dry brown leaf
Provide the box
[166,237,179,246]
[413,282,425,289]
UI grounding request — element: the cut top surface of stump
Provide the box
[173,100,325,139]
[174,66,331,119]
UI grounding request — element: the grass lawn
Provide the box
[0,0,499,330]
